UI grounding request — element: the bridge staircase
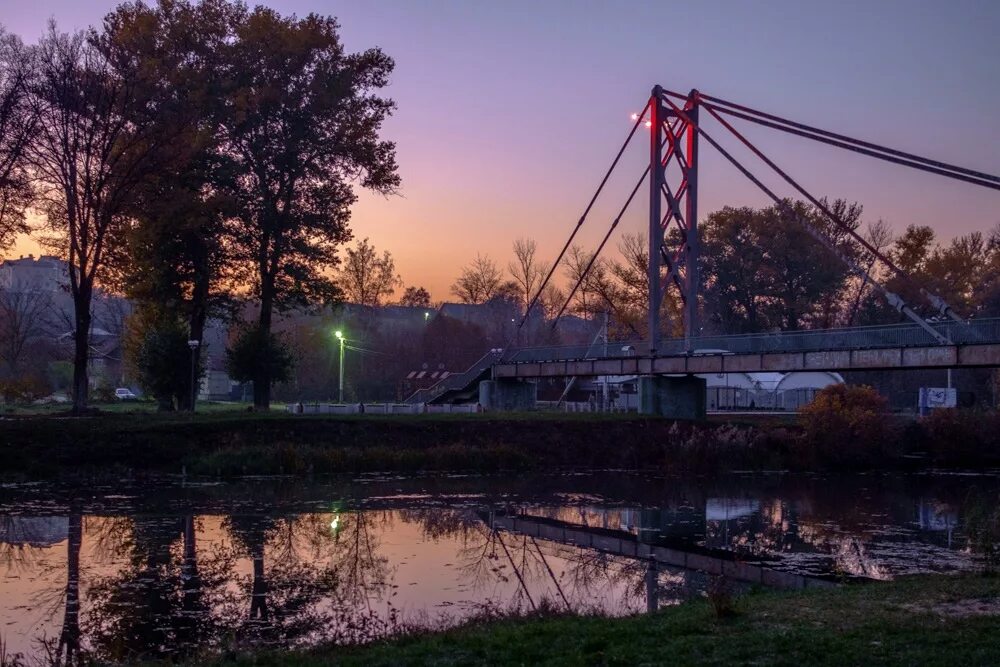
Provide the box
[403,349,505,405]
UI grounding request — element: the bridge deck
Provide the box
[495,319,1000,378]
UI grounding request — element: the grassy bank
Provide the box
[1,407,998,478]
[193,574,1000,666]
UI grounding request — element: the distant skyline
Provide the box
[4,0,999,300]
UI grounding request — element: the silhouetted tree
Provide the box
[398,285,431,308]
[337,237,402,306]
[220,8,399,409]
[0,27,35,251]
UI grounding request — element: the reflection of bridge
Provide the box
[422,85,1000,417]
[487,511,836,596]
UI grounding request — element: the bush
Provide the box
[0,375,50,404]
[225,324,294,387]
[124,310,202,410]
[799,384,896,468]
[921,409,1000,465]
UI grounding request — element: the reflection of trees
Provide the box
[223,514,338,647]
[82,514,233,663]
[53,513,82,666]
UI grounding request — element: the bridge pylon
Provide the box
[648,87,701,354]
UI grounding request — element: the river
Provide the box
[0,470,995,663]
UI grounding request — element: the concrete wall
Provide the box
[479,379,537,412]
[638,375,707,420]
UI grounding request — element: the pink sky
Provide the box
[6,0,999,300]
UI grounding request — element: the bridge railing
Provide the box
[404,349,505,403]
[502,318,1000,364]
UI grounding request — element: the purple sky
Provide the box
[5,0,999,298]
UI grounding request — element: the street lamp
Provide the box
[187,339,200,411]
[334,330,345,403]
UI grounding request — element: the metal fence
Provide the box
[503,318,1000,364]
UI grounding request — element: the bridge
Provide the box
[412,85,1000,417]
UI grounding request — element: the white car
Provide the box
[115,388,138,401]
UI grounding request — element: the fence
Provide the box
[504,318,1000,364]
[286,402,480,415]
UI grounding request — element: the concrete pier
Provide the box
[638,375,707,420]
[479,379,536,412]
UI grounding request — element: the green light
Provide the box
[334,330,343,339]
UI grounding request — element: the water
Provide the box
[0,470,996,663]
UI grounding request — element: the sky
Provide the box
[3,0,999,300]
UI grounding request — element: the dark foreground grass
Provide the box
[198,575,1000,667]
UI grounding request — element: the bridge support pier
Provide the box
[638,375,706,420]
[479,379,536,412]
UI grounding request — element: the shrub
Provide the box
[921,409,1000,466]
[799,384,896,468]
[225,323,294,388]
[0,375,49,404]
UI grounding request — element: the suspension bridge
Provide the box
[412,85,1000,418]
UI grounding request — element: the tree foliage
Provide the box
[225,323,294,388]
[398,286,431,308]
[0,27,34,252]
[219,7,399,408]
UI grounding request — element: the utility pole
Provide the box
[335,330,345,403]
[187,339,200,411]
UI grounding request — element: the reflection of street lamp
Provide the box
[187,339,200,411]
[334,330,345,403]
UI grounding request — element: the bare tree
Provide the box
[337,238,402,307]
[846,219,893,325]
[507,237,548,311]
[563,244,606,320]
[450,254,504,304]
[25,25,176,411]
[0,284,54,376]
[0,27,35,251]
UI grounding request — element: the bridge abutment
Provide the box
[638,375,707,420]
[479,379,536,412]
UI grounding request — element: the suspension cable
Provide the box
[551,166,649,325]
[658,95,949,344]
[699,101,965,323]
[517,98,652,331]
[697,91,1000,187]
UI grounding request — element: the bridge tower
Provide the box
[648,87,700,354]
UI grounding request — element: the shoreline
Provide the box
[2,409,999,479]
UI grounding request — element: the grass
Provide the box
[192,574,1000,667]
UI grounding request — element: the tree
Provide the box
[225,324,294,391]
[0,27,35,251]
[25,24,183,412]
[450,254,503,304]
[123,311,197,411]
[220,8,399,409]
[337,238,402,307]
[507,237,547,310]
[102,0,239,410]
[700,199,861,333]
[0,284,53,377]
[398,286,431,308]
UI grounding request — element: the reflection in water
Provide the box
[0,472,997,663]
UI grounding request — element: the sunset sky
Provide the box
[4,0,999,300]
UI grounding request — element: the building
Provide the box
[0,255,70,292]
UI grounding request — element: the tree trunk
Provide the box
[179,269,210,412]
[71,285,93,414]
[57,512,82,665]
[253,285,273,410]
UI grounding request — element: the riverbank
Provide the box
[1,409,998,478]
[192,574,1000,666]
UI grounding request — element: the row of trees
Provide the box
[443,200,1000,344]
[0,0,399,411]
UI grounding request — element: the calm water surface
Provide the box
[1,470,996,663]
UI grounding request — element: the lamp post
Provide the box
[187,339,200,411]
[334,330,345,403]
